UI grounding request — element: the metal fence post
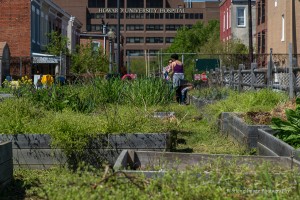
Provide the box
[251,63,257,90]
[267,63,272,88]
[289,43,295,99]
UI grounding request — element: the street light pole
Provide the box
[248,0,253,64]
[107,29,116,74]
[117,0,121,74]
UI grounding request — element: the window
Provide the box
[106,13,124,19]
[281,15,285,41]
[237,7,246,27]
[146,37,163,43]
[92,42,100,51]
[146,24,163,31]
[108,0,124,8]
[223,11,225,31]
[226,8,229,30]
[126,13,144,19]
[166,24,182,31]
[88,0,105,8]
[146,13,164,19]
[89,13,105,19]
[257,1,261,25]
[127,0,143,8]
[229,9,231,28]
[126,50,143,55]
[146,0,163,8]
[165,37,174,43]
[261,30,266,53]
[166,13,175,19]
[194,13,203,19]
[126,37,144,43]
[261,0,265,23]
[126,24,144,31]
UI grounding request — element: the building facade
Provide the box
[0,0,81,78]
[267,0,300,56]
[53,0,221,58]
[220,0,256,48]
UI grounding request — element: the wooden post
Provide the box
[215,68,220,86]
[238,64,243,92]
[230,67,234,89]
[289,43,295,99]
[251,63,257,90]
[221,66,226,87]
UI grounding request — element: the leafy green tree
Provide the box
[166,20,220,54]
[165,20,220,80]
[71,40,109,75]
[46,31,69,56]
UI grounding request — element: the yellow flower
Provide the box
[41,74,54,86]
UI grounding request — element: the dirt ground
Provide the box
[243,99,296,125]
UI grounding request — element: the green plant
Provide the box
[71,40,109,75]
[271,98,300,148]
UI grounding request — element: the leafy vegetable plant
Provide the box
[271,98,300,148]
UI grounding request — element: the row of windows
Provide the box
[126,50,160,55]
[87,24,193,32]
[257,0,266,25]
[88,13,203,20]
[126,37,174,43]
[88,0,163,8]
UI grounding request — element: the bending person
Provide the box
[169,53,184,103]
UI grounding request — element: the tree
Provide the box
[165,20,220,80]
[71,40,109,75]
[46,31,69,56]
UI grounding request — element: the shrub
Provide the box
[271,98,300,148]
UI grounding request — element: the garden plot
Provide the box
[113,150,300,177]
[0,133,173,169]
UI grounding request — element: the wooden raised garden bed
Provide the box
[0,133,174,169]
[113,150,300,177]
[0,141,13,192]
[257,128,300,161]
[220,112,269,149]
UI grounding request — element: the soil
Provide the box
[243,99,296,125]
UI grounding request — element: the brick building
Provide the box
[0,0,81,79]
[220,0,256,47]
[52,0,221,61]
[267,0,300,55]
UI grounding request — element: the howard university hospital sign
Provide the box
[99,8,185,14]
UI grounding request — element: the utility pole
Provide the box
[248,0,254,63]
[117,0,121,75]
[292,0,297,58]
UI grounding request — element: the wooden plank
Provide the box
[0,142,12,164]
[12,149,67,166]
[0,134,52,149]
[107,133,169,149]
[0,159,13,184]
[113,151,300,171]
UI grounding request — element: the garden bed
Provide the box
[257,128,300,161]
[0,141,13,192]
[220,112,269,149]
[188,95,215,109]
[0,133,174,169]
[113,150,300,177]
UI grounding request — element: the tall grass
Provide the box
[204,89,289,124]
[20,78,173,113]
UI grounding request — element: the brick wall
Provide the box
[0,0,31,57]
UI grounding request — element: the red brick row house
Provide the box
[0,0,82,81]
